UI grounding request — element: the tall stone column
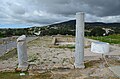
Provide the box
[74,12,85,68]
[17,35,28,71]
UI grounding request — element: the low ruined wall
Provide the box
[52,36,96,47]
[52,37,57,45]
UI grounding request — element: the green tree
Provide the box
[90,27,106,36]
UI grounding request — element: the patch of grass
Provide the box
[0,72,28,79]
[33,72,52,79]
[0,48,17,61]
[85,45,90,48]
[52,44,90,49]
[56,45,75,49]
[87,34,120,44]
[0,36,5,38]
[0,71,52,79]
[84,61,93,68]
[84,60,101,68]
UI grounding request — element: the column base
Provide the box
[74,63,85,69]
[18,65,29,71]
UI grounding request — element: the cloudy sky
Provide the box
[0,0,120,28]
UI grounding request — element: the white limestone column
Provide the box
[74,12,85,68]
[17,35,28,70]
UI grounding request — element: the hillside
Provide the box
[0,20,120,37]
[49,20,120,29]
[38,20,120,36]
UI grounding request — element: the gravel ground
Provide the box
[0,36,119,79]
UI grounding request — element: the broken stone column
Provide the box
[17,35,28,71]
[74,12,85,68]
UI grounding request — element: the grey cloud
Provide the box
[23,14,69,25]
[0,0,120,26]
[7,2,25,15]
[27,0,120,17]
[0,13,8,18]
[80,0,120,16]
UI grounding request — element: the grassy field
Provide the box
[87,34,120,44]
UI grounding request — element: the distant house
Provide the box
[34,31,41,36]
[102,28,114,35]
[51,27,58,29]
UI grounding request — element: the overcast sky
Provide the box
[0,0,120,28]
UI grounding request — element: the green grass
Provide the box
[0,72,29,79]
[87,34,120,44]
[84,60,101,68]
[0,36,5,38]
[0,71,52,79]
[56,45,75,49]
[54,45,90,49]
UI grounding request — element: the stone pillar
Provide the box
[17,35,28,71]
[74,12,85,68]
